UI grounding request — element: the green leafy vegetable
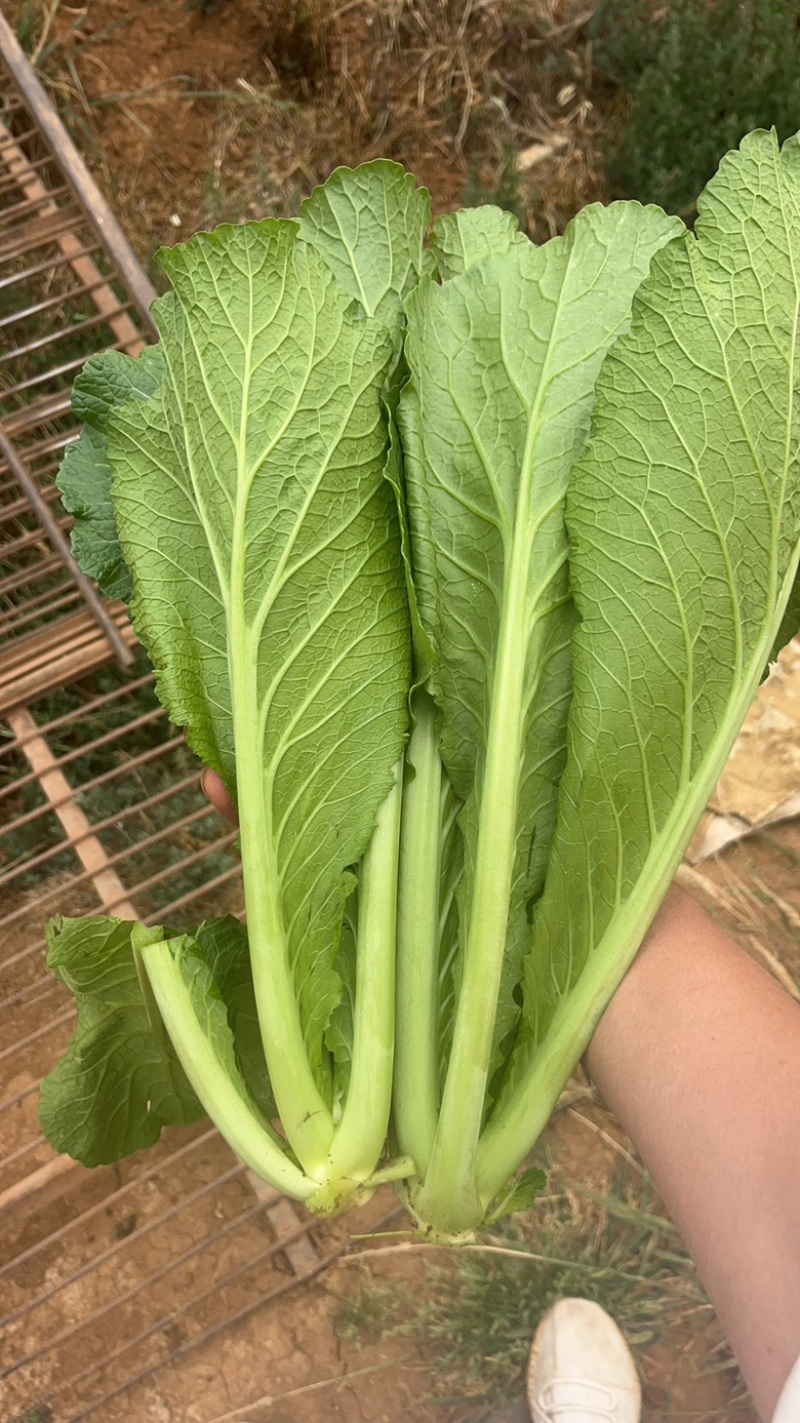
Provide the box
[39,916,203,1163]
[57,346,163,601]
[43,146,800,1237]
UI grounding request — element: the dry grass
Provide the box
[14,0,608,241]
[678,856,800,1004]
[250,0,608,233]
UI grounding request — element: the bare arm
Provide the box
[585,886,800,1422]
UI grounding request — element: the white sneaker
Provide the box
[526,1298,641,1423]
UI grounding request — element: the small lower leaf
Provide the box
[39,916,203,1166]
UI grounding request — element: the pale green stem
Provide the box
[367,1154,417,1187]
[475,886,666,1206]
[229,505,334,1177]
[392,693,443,1177]
[412,524,532,1236]
[138,939,317,1202]
[477,552,800,1206]
[323,766,404,1187]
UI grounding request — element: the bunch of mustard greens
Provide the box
[43,134,800,1239]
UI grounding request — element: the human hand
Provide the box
[200,768,239,826]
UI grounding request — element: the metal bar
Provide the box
[0,550,61,595]
[0,1081,39,1115]
[0,786,213,893]
[0,390,72,435]
[0,1003,75,1064]
[0,205,84,261]
[0,425,133,665]
[4,1196,270,1380]
[0,557,68,600]
[0,122,39,149]
[0,269,127,329]
[0,149,51,191]
[88,829,239,916]
[66,1226,370,1423]
[33,1209,324,1414]
[0,1159,248,1330]
[0,669,154,756]
[0,860,243,986]
[0,588,82,637]
[0,340,136,399]
[1,1131,47,1169]
[0,480,62,522]
[0,13,159,335]
[0,239,103,291]
[0,703,167,801]
[0,513,71,558]
[1,181,70,222]
[0,801,219,928]
[6,707,138,915]
[0,731,184,848]
[0,301,135,365]
[0,973,62,1015]
[143,862,243,924]
[0,800,230,946]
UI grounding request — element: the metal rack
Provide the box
[0,19,373,1420]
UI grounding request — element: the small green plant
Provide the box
[592,0,800,216]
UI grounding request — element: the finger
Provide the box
[201,768,239,826]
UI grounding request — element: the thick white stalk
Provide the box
[477,550,800,1205]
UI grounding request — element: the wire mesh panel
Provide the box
[0,25,380,1422]
[0,14,156,688]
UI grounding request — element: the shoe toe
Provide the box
[527,1298,641,1422]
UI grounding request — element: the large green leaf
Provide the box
[57,346,164,601]
[39,916,203,1165]
[479,129,800,1201]
[299,160,430,334]
[107,220,410,1157]
[397,200,681,1232]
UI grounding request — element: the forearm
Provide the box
[585,885,800,1422]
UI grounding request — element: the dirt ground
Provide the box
[17,0,604,257]
[2,3,799,1419]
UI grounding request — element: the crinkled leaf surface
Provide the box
[39,916,203,1165]
[430,205,529,279]
[399,202,682,1081]
[171,929,279,1130]
[71,345,165,431]
[57,346,164,601]
[299,160,430,334]
[482,130,800,1191]
[108,221,410,1090]
[770,570,800,663]
[193,916,275,1119]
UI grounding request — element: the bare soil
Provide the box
[20,0,605,257]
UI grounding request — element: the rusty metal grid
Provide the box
[0,97,144,685]
[0,10,157,692]
[0,24,393,1423]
